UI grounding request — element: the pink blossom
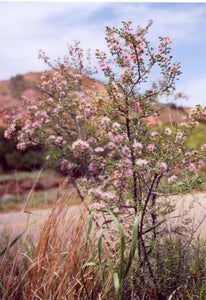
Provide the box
[91,202,104,210]
[95,147,104,153]
[168,175,177,183]
[201,144,206,150]
[133,141,143,151]
[124,168,133,177]
[170,65,178,73]
[147,143,155,151]
[189,163,196,172]
[107,142,115,150]
[114,134,123,143]
[185,151,192,157]
[121,181,128,188]
[198,159,205,169]
[101,117,110,126]
[104,63,111,71]
[124,158,131,167]
[160,162,167,171]
[71,139,90,152]
[84,108,90,118]
[17,142,26,150]
[165,128,172,135]
[98,61,105,67]
[55,136,63,144]
[151,131,158,136]
[88,161,96,172]
[60,91,66,98]
[87,137,96,144]
[192,150,199,155]
[114,179,121,187]
[136,158,148,167]
[95,188,104,198]
[81,177,88,183]
[107,131,114,139]
[122,146,130,156]
[112,122,121,129]
[98,175,104,182]
[163,36,171,45]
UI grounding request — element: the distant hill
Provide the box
[0,71,190,126]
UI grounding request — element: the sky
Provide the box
[0,1,206,107]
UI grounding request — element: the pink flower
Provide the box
[163,36,171,45]
[160,162,167,171]
[198,159,205,169]
[88,161,96,172]
[122,146,130,156]
[114,179,121,187]
[17,142,26,150]
[201,144,206,150]
[107,142,115,150]
[151,131,158,136]
[124,168,133,177]
[114,134,123,143]
[104,63,111,71]
[189,163,196,172]
[95,147,104,153]
[165,128,172,135]
[136,158,148,167]
[147,143,155,151]
[133,141,143,151]
[134,102,140,113]
[55,136,63,144]
[101,117,110,126]
[98,175,104,182]
[124,158,131,167]
[112,122,121,129]
[168,175,177,183]
[71,139,90,152]
[170,65,178,73]
[60,91,66,98]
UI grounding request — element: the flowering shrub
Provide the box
[4,20,206,298]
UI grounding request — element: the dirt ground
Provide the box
[1,192,206,243]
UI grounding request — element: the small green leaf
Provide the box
[113,272,120,300]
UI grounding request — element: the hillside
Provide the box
[0,71,190,125]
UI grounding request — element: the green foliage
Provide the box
[188,122,206,149]
[9,74,34,99]
[0,127,46,172]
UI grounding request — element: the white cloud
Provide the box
[0,1,206,111]
[112,3,206,43]
[180,77,206,107]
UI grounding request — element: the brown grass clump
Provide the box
[0,179,89,299]
[0,176,118,299]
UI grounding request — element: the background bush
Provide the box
[0,126,46,172]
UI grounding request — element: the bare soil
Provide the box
[0,192,206,243]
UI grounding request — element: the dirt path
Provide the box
[1,192,206,242]
[0,205,83,243]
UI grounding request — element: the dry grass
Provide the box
[0,178,117,299]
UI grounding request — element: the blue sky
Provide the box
[0,1,206,107]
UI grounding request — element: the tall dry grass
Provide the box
[0,180,116,299]
[1,180,206,299]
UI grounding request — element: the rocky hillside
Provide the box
[0,71,189,125]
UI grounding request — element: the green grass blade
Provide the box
[124,212,139,278]
[113,272,120,300]
[0,219,37,257]
[142,218,166,236]
[85,212,95,260]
